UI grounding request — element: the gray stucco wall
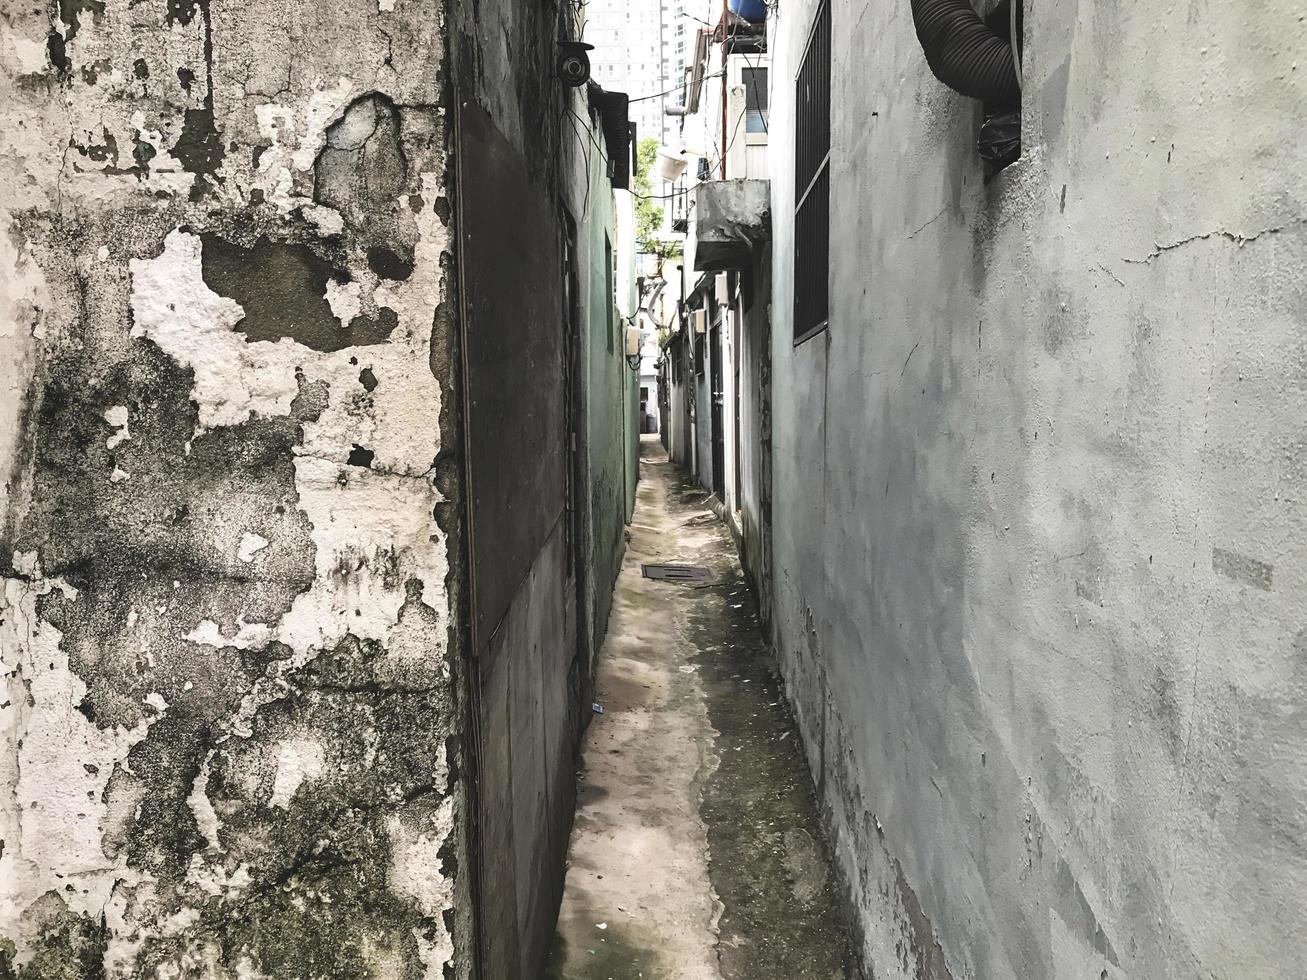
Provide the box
[1,1,467,975]
[662,334,692,471]
[694,327,714,492]
[736,257,773,633]
[769,1,1307,978]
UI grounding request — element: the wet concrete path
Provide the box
[548,436,856,979]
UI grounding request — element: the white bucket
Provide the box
[654,148,688,181]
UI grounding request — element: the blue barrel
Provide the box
[728,0,768,23]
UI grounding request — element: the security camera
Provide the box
[556,41,594,87]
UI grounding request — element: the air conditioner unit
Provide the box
[693,309,707,334]
[715,273,730,306]
[625,326,642,357]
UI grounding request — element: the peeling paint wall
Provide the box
[1,0,468,976]
[769,0,1307,978]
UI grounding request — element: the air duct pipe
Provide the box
[909,0,1020,106]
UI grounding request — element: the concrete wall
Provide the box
[735,256,773,634]
[662,333,693,469]
[1,1,466,976]
[617,193,640,522]
[693,324,714,491]
[769,1,1307,978]
[584,152,628,664]
[446,0,633,973]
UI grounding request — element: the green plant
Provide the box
[635,137,682,259]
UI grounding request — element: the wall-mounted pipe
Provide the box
[910,0,1020,105]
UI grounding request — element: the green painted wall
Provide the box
[583,137,633,661]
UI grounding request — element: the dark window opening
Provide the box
[743,66,769,134]
[793,0,830,344]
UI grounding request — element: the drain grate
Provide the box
[641,563,712,582]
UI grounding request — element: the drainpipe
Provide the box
[720,0,728,180]
[909,0,1020,105]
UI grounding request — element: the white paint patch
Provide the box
[325,277,364,325]
[1,576,154,904]
[0,211,46,523]
[379,0,398,11]
[8,33,50,75]
[237,532,270,563]
[187,752,222,850]
[387,795,457,976]
[104,404,130,448]
[268,738,327,809]
[185,617,273,650]
[109,466,131,482]
[11,550,39,577]
[251,79,357,211]
[130,231,299,431]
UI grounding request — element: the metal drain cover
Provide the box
[641,563,712,582]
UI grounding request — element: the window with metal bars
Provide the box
[793,0,831,344]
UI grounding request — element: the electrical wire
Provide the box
[563,101,601,219]
[632,190,690,201]
[628,68,725,103]
[698,39,770,175]
[706,85,747,174]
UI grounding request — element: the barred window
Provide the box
[794,0,830,343]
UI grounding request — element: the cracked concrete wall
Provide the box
[1,1,469,977]
[768,0,1307,978]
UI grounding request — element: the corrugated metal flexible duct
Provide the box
[910,0,1020,105]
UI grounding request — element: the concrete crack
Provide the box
[907,206,948,240]
[293,448,436,481]
[1122,218,1306,264]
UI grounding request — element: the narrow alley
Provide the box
[549,436,855,979]
[3,0,1305,975]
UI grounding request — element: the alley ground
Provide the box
[548,436,856,979]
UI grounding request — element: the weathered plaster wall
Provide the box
[0,1,467,976]
[616,192,639,522]
[445,0,637,971]
[662,334,692,471]
[770,0,1307,977]
[585,159,621,652]
[693,328,714,492]
[735,256,772,634]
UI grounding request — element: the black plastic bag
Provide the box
[978,109,1021,168]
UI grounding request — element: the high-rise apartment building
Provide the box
[584,0,668,145]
